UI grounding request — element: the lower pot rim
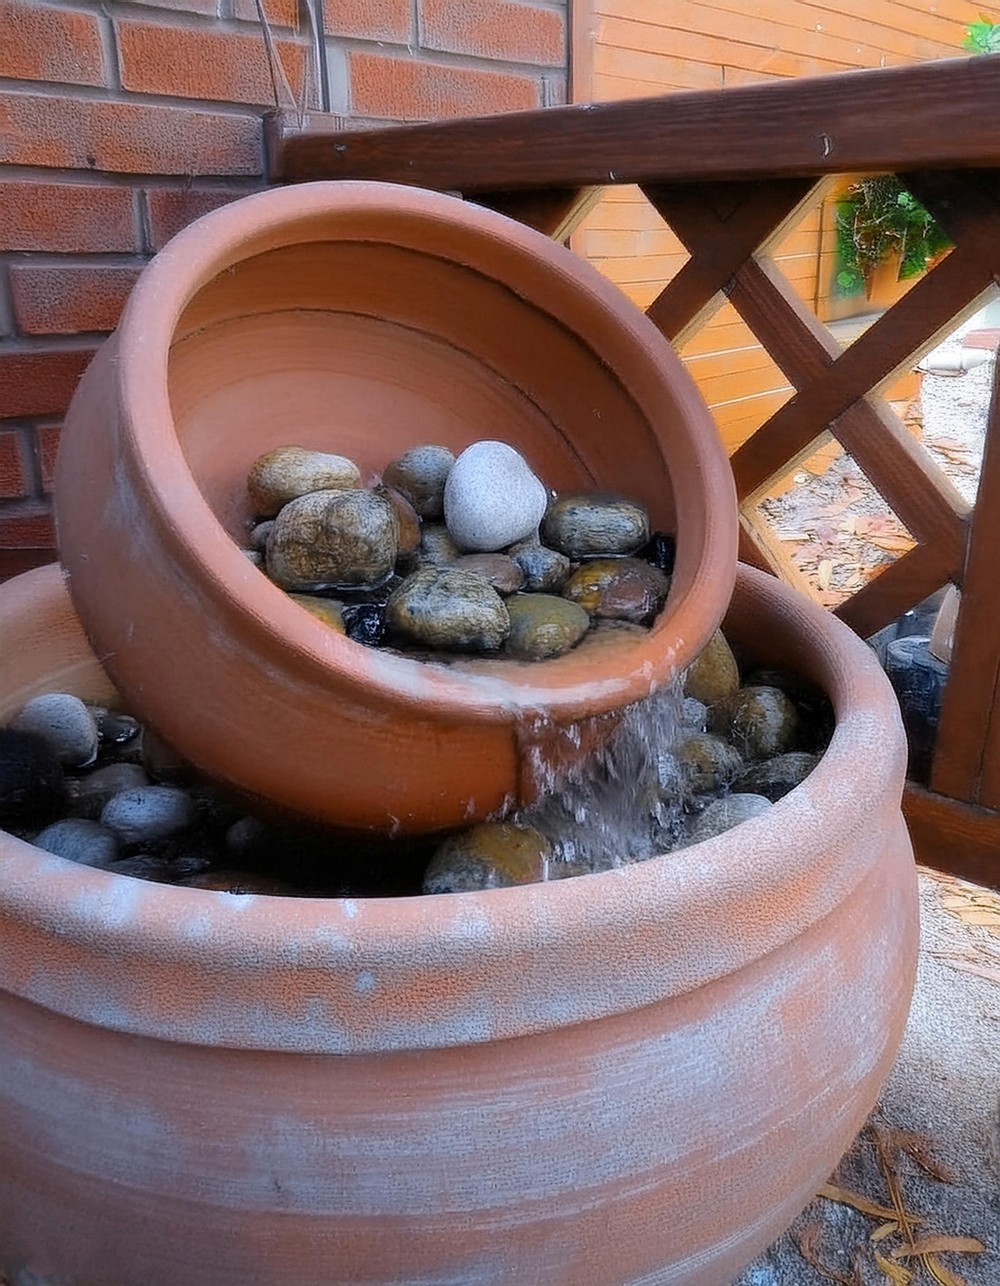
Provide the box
[0,563,910,1053]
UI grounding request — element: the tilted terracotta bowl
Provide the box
[0,563,918,1286]
[54,181,737,833]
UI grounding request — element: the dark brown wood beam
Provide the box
[266,57,1000,191]
[904,784,1000,890]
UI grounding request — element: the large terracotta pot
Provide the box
[54,181,738,834]
[0,563,918,1286]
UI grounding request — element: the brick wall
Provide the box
[0,0,568,577]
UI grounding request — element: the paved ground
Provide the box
[738,869,1000,1286]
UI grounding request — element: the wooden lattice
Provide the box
[266,56,1000,885]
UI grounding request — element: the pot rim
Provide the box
[0,563,910,1054]
[99,179,737,725]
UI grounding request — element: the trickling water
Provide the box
[515,677,689,875]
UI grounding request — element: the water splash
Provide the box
[514,677,688,875]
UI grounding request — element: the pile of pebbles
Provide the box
[243,440,675,660]
[0,630,833,897]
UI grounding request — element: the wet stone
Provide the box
[507,539,571,593]
[561,558,669,625]
[454,553,525,595]
[101,786,197,846]
[342,602,387,647]
[744,667,835,753]
[243,549,264,567]
[444,441,547,552]
[109,854,177,883]
[0,728,65,826]
[417,523,460,568]
[678,733,745,795]
[541,493,650,559]
[180,870,298,896]
[423,822,552,894]
[289,594,346,633]
[718,686,802,761]
[377,485,421,557]
[266,489,398,592]
[684,630,740,708]
[734,752,820,802]
[638,530,677,576]
[687,793,773,844]
[65,762,150,818]
[386,567,510,653]
[12,693,99,768]
[504,594,590,661]
[35,818,120,868]
[249,520,274,551]
[247,446,361,517]
[681,697,708,731]
[382,444,455,519]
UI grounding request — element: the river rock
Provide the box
[417,523,460,568]
[561,558,669,624]
[734,752,820,802]
[638,530,677,575]
[386,568,510,652]
[507,539,571,592]
[443,441,548,552]
[542,492,650,559]
[66,763,150,818]
[688,793,773,844]
[382,444,455,519]
[677,733,745,795]
[289,594,346,633]
[12,693,99,768]
[92,708,140,746]
[0,728,65,826]
[266,488,398,591]
[243,549,264,567]
[35,818,120,868]
[684,630,740,707]
[717,685,801,760]
[107,854,177,883]
[681,698,708,731]
[376,485,421,556]
[423,822,552,893]
[505,594,590,661]
[249,520,274,550]
[454,554,525,595]
[101,786,198,845]
[247,446,361,516]
[342,602,387,647]
[180,870,298,896]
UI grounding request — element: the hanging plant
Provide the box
[834,175,952,299]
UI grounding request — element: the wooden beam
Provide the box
[932,361,1000,805]
[265,58,1000,190]
[835,545,954,639]
[904,784,1000,891]
[471,187,603,240]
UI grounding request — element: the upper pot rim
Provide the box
[98,179,738,725]
[0,564,910,1054]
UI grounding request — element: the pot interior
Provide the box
[167,240,681,541]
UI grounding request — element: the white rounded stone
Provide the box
[12,693,99,768]
[443,441,548,553]
[101,786,197,845]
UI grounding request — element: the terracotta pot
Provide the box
[0,563,918,1286]
[54,181,737,833]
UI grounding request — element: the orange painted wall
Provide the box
[571,0,990,453]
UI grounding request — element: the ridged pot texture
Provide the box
[0,564,918,1286]
[53,180,738,834]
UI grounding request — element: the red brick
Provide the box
[0,504,56,550]
[232,0,299,28]
[146,186,252,250]
[421,0,565,67]
[349,53,541,121]
[0,181,138,253]
[35,424,61,493]
[116,20,308,107]
[321,0,410,42]
[126,0,218,15]
[0,429,31,500]
[0,347,97,419]
[0,545,57,581]
[0,0,106,86]
[0,92,262,176]
[9,264,142,335]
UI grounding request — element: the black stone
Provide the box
[342,603,388,647]
[0,728,66,826]
[639,530,677,576]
